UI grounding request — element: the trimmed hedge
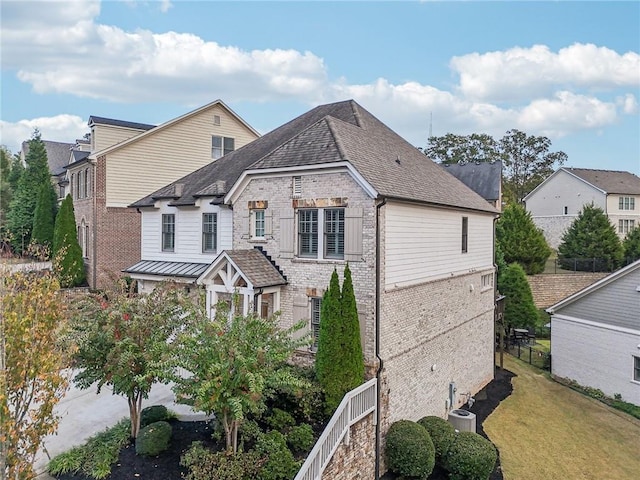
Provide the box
[135,421,172,457]
[254,430,299,480]
[140,405,170,428]
[443,431,497,480]
[417,416,456,463]
[385,420,435,479]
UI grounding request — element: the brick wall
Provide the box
[527,273,607,309]
[321,415,376,480]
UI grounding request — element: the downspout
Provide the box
[92,158,97,289]
[374,197,387,480]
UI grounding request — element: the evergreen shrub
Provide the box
[385,420,435,479]
[135,421,172,457]
[254,430,299,480]
[443,431,497,480]
[286,423,315,454]
[417,416,455,463]
[140,405,170,428]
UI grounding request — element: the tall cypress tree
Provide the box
[31,183,56,256]
[315,269,343,413]
[340,263,365,392]
[52,194,86,287]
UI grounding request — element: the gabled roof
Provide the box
[198,249,287,288]
[91,100,259,159]
[66,150,91,169]
[132,100,496,214]
[22,139,74,176]
[88,116,156,131]
[547,259,640,313]
[440,161,502,202]
[563,168,640,195]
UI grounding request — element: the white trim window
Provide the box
[310,297,322,351]
[202,213,217,252]
[619,219,635,234]
[481,273,493,290]
[212,136,234,159]
[298,209,319,257]
[619,196,635,211]
[462,216,469,253]
[634,356,640,382]
[253,209,265,239]
[297,208,345,260]
[162,214,175,252]
[324,208,345,259]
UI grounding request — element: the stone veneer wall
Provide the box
[321,414,376,480]
[527,273,608,309]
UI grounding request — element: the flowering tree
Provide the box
[172,301,308,454]
[1,271,71,480]
[66,281,196,439]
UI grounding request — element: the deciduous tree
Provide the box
[172,301,307,454]
[425,133,504,165]
[66,281,194,439]
[496,203,551,274]
[1,271,71,480]
[52,194,85,287]
[558,203,623,272]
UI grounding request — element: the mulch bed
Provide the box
[56,366,515,480]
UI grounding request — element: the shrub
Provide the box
[135,421,172,457]
[417,416,455,463]
[443,431,497,480]
[286,423,315,454]
[265,365,326,425]
[254,430,300,480]
[140,405,171,428]
[181,441,264,480]
[266,408,296,432]
[385,420,435,479]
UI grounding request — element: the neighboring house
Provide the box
[441,161,502,211]
[524,167,640,249]
[547,259,640,405]
[20,139,75,201]
[128,100,499,451]
[66,100,259,289]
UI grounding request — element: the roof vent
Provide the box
[213,114,221,126]
[292,176,302,198]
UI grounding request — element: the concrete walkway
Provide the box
[35,377,212,478]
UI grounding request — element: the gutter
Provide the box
[374,196,387,480]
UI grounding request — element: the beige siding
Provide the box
[105,104,259,207]
[93,124,146,152]
[384,202,494,288]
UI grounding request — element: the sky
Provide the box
[1,0,639,174]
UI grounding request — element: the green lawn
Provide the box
[484,355,640,480]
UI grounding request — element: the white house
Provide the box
[524,167,640,249]
[127,100,499,473]
[547,260,640,405]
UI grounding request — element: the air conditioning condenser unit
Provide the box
[448,409,476,432]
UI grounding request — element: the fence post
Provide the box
[529,347,532,365]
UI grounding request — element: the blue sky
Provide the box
[1,0,639,174]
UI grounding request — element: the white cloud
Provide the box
[159,0,173,13]
[451,43,640,102]
[0,115,89,155]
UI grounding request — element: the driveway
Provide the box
[35,377,211,477]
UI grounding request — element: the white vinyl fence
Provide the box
[295,378,377,480]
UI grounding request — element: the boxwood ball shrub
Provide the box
[417,416,456,463]
[135,421,173,457]
[443,431,498,480]
[385,420,435,479]
[140,405,170,428]
[286,423,315,454]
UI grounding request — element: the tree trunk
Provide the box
[222,413,233,453]
[232,420,239,455]
[128,393,143,439]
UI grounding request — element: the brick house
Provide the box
[66,100,259,288]
[524,167,640,249]
[128,100,499,475]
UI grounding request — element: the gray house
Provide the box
[441,161,502,211]
[547,259,640,405]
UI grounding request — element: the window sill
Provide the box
[292,257,346,265]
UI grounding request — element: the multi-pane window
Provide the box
[462,217,469,253]
[71,173,75,198]
[162,214,175,252]
[84,167,90,197]
[212,136,235,159]
[202,213,217,252]
[324,209,345,259]
[310,297,322,350]
[253,210,265,239]
[634,356,640,382]
[481,273,493,290]
[619,196,635,211]
[298,209,318,257]
[619,219,635,234]
[76,171,82,198]
[84,225,89,258]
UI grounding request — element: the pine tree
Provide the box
[30,183,57,256]
[623,226,640,264]
[315,269,344,413]
[340,263,365,393]
[52,194,86,287]
[497,263,538,330]
[496,203,551,274]
[558,203,623,272]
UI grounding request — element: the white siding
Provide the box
[140,202,232,263]
[105,104,258,207]
[384,202,494,288]
[552,315,640,405]
[526,170,606,216]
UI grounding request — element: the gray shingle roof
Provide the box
[441,161,502,202]
[131,100,496,214]
[225,249,287,288]
[22,140,74,176]
[123,260,209,278]
[88,116,156,131]
[563,168,640,195]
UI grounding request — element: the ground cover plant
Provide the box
[484,355,640,480]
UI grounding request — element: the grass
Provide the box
[484,355,640,480]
